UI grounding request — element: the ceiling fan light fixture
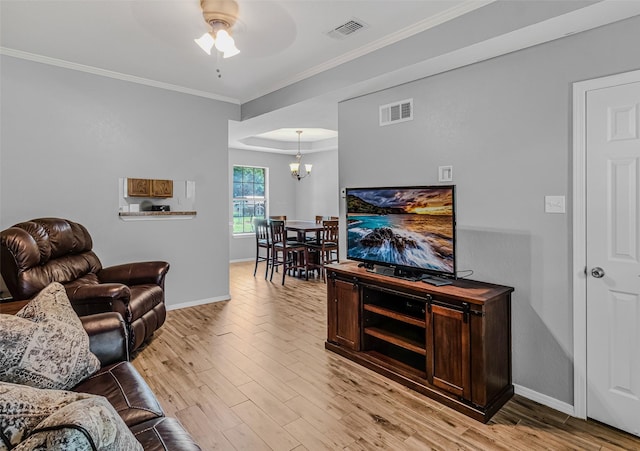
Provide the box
[194,32,215,55]
[195,0,241,58]
[214,29,240,57]
[223,46,240,59]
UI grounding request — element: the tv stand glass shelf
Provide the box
[325,261,514,423]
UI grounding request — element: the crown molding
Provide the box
[1,1,489,107]
[240,0,493,103]
[236,135,338,154]
[0,47,241,105]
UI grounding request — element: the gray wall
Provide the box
[229,148,339,261]
[294,150,339,222]
[1,56,239,308]
[338,16,640,405]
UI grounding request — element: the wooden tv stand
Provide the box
[325,262,514,422]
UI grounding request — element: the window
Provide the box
[233,166,266,234]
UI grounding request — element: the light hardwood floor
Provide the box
[133,261,640,450]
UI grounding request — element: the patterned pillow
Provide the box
[0,282,100,390]
[0,382,142,451]
[0,381,86,448]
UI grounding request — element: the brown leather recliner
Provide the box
[78,312,201,450]
[0,217,169,353]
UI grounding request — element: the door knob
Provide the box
[591,267,605,278]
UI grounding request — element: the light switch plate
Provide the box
[545,195,565,213]
[438,166,453,182]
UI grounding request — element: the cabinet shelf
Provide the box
[364,327,426,355]
[363,304,426,328]
[365,350,427,379]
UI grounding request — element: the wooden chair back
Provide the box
[322,220,339,244]
[270,220,287,244]
[254,218,270,243]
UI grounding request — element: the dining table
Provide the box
[281,220,327,278]
[284,220,325,242]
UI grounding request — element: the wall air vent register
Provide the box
[380,99,413,126]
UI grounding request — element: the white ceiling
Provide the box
[2,0,640,154]
[0,0,485,103]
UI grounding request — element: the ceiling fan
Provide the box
[194,0,240,58]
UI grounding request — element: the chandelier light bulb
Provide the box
[290,130,312,181]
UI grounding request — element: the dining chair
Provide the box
[253,218,271,279]
[306,219,340,282]
[270,220,309,284]
[269,215,297,241]
[315,215,338,223]
[305,215,326,242]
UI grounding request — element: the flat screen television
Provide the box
[346,185,456,281]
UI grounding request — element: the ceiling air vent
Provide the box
[380,99,413,126]
[327,18,367,39]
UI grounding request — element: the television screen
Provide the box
[346,185,456,279]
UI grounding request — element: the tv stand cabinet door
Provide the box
[328,278,360,350]
[427,304,471,400]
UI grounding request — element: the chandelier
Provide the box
[290,130,312,181]
[194,0,240,58]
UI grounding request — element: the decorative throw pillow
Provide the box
[0,382,142,451]
[0,282,100,390]
[0,381,87,449]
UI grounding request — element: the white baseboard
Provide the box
[230,258,254,263]
[166,295,230,311]
[514,384,575,417]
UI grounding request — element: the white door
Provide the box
[586,80,640,436]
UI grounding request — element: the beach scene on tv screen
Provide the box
[347,187,454,274]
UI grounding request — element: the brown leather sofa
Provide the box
[78,312,200,450]
[0,217,168,352]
